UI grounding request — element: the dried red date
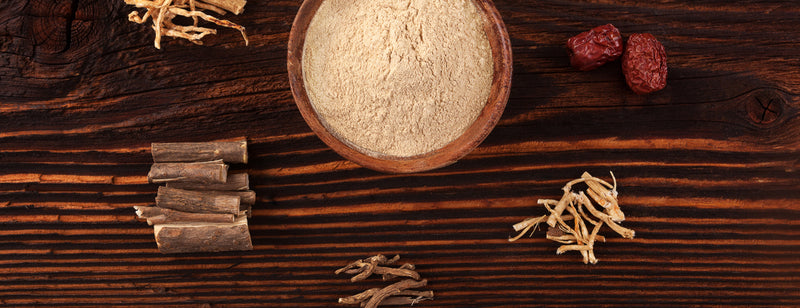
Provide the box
[622,33,668,94]
[567,24,624,71]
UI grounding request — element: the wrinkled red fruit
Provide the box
[622,33,668,94]
[567,24,624,71]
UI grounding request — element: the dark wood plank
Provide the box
[1,0,799,307]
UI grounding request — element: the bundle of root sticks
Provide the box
[135,138,255,253]
[124,0,248,49]
[336,255,434,308]
[509,172,635,264]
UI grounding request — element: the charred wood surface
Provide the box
[0,0,798,306]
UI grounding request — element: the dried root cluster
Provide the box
[510,172,635,264]
[336,255,434,308]
[124,0,249,49]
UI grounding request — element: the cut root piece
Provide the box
[509,215,547,242]
[154,216,252,253]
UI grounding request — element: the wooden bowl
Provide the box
[287,0,512,173]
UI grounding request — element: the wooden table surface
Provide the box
[2,0,799,307]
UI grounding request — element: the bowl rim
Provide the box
[287,0,512,173]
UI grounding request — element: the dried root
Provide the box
[509,171,635,264]
[337,255,433,307]
[339,279,432,308]
[124,0,248,49]
[335,254,422,282]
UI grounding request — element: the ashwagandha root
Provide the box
[335,254,419,282]
[336,255,434,307]
[338,279,432,308]
[509,171,635,264]
[124,0,248,49]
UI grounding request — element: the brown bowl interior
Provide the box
[287,0,512,173]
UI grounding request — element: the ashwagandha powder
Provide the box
[302,0,493,157]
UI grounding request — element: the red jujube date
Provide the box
[622,33,668,94]
[567,24,624,71]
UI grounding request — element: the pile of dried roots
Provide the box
[124,0,248,49]
[510,172,636,264]
[336,255,434,308]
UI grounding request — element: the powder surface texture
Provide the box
[303,0,493,157]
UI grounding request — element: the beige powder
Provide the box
[302,0,493,157]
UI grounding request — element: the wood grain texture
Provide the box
[1,0,799,307]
